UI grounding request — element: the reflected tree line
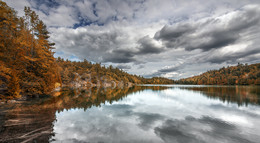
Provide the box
[181,86,260,106]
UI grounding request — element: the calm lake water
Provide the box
[0,85,260,143]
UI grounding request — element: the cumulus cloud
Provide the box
[145,62,185,78]
[158,64,183,73]
[155,4,260,52]
[50,26,129,62]
[137,36,165,55]
[201,43,260,64]
[104,49,136,63]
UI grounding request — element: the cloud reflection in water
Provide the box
[51,86,260,143]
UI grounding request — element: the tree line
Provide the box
[56,57,174,87]
[176,63,260,85]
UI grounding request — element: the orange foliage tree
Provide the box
[0,1,61,99]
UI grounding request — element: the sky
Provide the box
[4,0,260,79]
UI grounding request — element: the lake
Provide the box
[0,85,260,143]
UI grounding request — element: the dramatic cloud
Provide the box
[145,4,260,78]
[104,49,136,63]
[146,62,185,78]
[137,36,165,55]
[159,63,183,73]
[4,0,260,79]
[155,5,260,51]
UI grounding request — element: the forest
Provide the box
[0,1,173,100]
[176,63,260,85]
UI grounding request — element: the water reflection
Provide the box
[0,85,259,143]
[179,85,260,106]
[0,86,167,142]
[154,116,254,143]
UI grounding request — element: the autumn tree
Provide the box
[0,1,61,99]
